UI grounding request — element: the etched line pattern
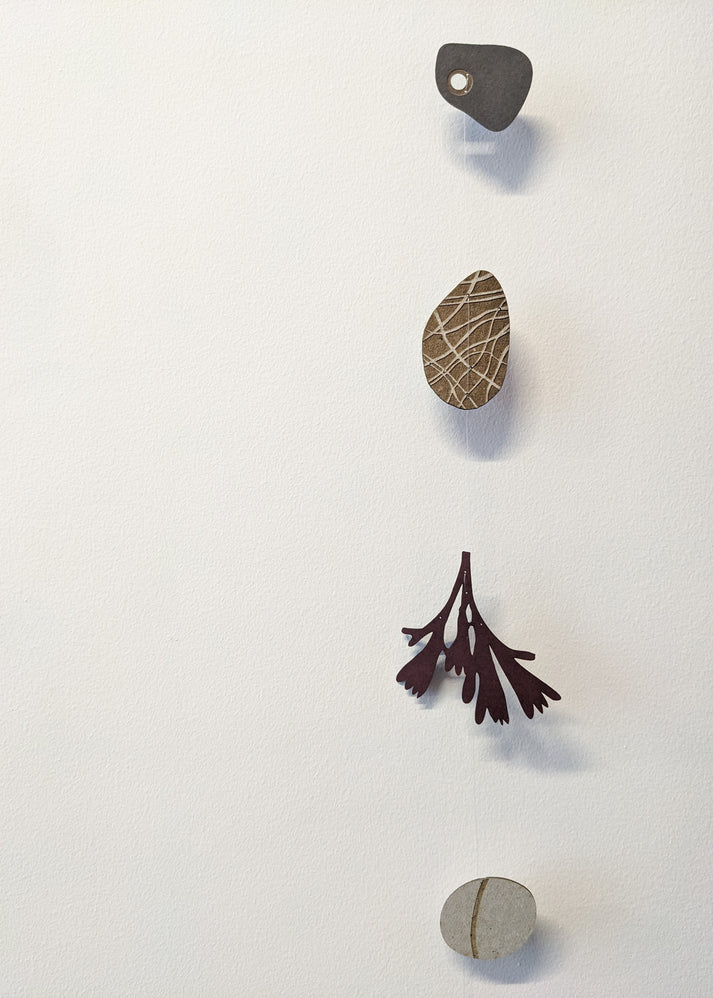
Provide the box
[423,271,509,409]
[470,878,490,958]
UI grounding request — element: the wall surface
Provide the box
[2,3,713,996]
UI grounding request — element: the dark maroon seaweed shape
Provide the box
[397,552,560,724]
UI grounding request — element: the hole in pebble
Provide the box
[448,70,473,96]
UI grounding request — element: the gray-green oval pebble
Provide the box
[440,877,536,959]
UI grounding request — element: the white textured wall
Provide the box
[3,3,713,995]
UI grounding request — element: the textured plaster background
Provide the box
[2,3,713,995]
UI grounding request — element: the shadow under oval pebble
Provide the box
[445,113,553,193]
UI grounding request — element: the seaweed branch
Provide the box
[397,552,560,724]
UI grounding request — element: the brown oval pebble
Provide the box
[440,877,536,959]
[423,271,509,409]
